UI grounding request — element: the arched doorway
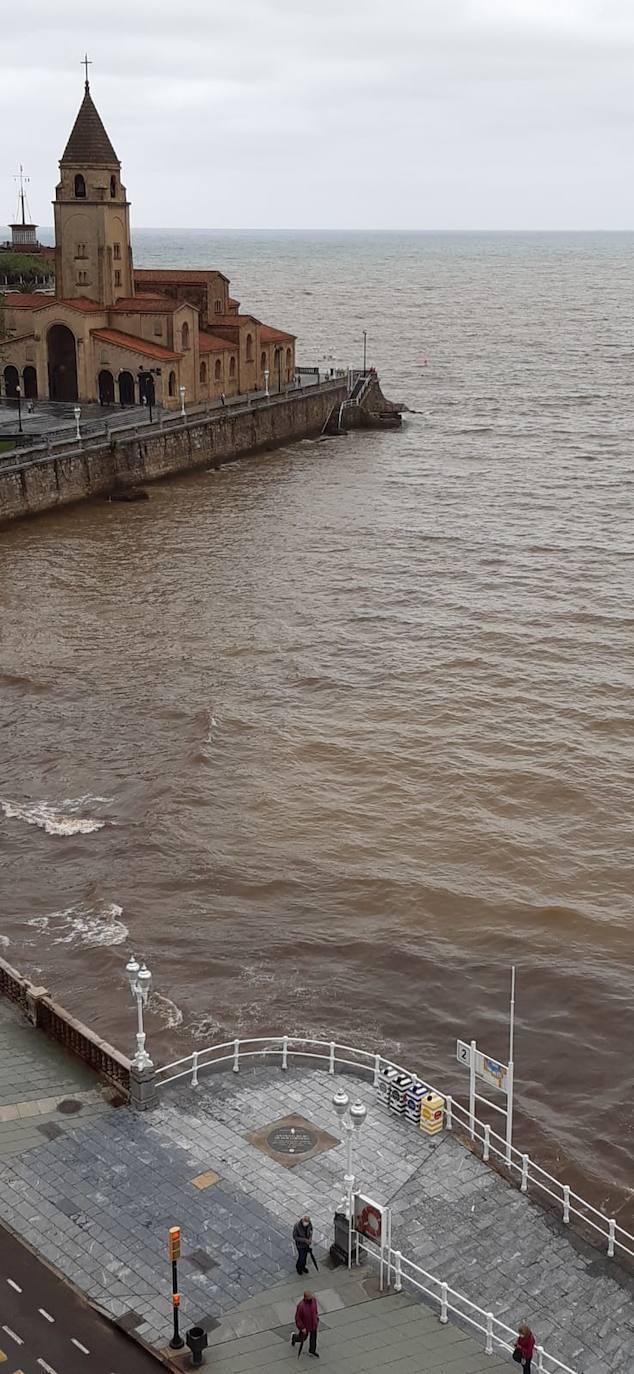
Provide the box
[47,324,78,401]
[3,365,19,399]
[118,371,135,406]
[98,369,115,405]
[23,366,38,399]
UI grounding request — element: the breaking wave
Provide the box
[27,902,128,948]
[150,991,183,1029]
[0,796,110,836]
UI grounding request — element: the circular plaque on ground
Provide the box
[266,1124,318,1156]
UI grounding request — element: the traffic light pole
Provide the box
[168,1226,185,1350]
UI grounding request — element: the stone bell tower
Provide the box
[53,64,134,306]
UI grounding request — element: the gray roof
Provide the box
[60,84,119,168]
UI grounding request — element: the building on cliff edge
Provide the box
[0,76,295,410]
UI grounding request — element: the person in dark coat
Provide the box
[291,1290,319,1357]
[515,1323,536,1372]
[292,1215,313,1275]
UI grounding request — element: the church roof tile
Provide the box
[198,332,234,353]
[60,84,119,168]
[135,268,230,284]
[259,324,296,342]
[111,296,183,314]
[91,327,181,361]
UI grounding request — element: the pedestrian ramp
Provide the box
[188,1267,510,1373]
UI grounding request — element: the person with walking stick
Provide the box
[291,1290,319,1357]
[293,1214,313,1275]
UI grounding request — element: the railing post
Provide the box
[329,1041,336,1074]
[608,1218,616,1258]
[191,1050,199,1087]
[445,1094,453,1130]
[485,1312,493,1355]
[373,1053,381,1086]
[439,1281,448,1324]
[536,1346,545,1371]
[393,1251,402,1293]
[233,1038,240,1073]
[483,1123,491,1162]
[520,1153,529,1193]
[282,1035,288,1070]
[563,1184,570,1224]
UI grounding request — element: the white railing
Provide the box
[356,1232,579,1374]
[154,1034,634,1265]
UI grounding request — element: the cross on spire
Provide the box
[82,53,92,89]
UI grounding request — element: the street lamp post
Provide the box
[16,384,23,434]
[179,384,186,418]
[125,956,153,1070]
[363,330,368,373]
[333,1088,367,1213]
[73,405,81,442]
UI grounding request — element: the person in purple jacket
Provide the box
[291,1290,320,1357]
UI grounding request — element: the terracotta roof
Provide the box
[213,314,259,330]
[112,296,182,314]
[228,297,240,307]
[260,324,296,342]
[4,293,101,313]
[199,332,234,353]
[91,328,181,361]
[60,84,119,167]
[134,268,230,284]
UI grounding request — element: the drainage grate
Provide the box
[56,1099,83,1115]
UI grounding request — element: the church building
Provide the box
[0,76,295,410]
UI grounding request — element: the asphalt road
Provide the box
[0,1224,164,1374]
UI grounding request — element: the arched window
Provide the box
[246,332,253,362]
[74,174,86,198]
[168,370,176,397]
[286,348,292,369]
[214,299,222,313]
[214,359,222,382]
[229,356,236,379]
[110,175,116,198]
[199,361,207,385]
[181,322,190,350]
[261,350,267,371]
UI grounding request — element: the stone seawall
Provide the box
[0,381,347,525]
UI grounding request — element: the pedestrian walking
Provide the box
[513,1322,535,1372]
[220,392,226,407]
[293,1215,313,1275]
[291,1290,319,1358]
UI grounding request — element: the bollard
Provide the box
[185,1325,208,1367]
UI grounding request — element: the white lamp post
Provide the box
[263,368,269,398]
[333,1088,367,1217]
[125,955,153,1070]
[179,384,186,418]
[73,405,81,441]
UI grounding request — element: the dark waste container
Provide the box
[186,1325,208,1367]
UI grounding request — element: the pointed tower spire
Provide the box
[60,68,119,168]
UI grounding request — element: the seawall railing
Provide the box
[357,1231,578,1374]
[154,1033,634,1266]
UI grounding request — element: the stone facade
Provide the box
[0,80,295,411]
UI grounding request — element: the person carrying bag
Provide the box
[513,1323,535,1372]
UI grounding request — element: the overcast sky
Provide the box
[3,0,634,230]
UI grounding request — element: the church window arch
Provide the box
[74,174,86,198]
[246,333,254,362]
[113,243,121,260]
[261,350,267,371]
[214,359,222,382]
[200,361,207,385]
[110,175,117,198]
[168,370,176,397]
[214,299,222,313]
[181,321,190,350]
[114,270,121,287]
[229,356,236,380]
[286,347,292,374]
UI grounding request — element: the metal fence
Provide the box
[153,1033,634,1264]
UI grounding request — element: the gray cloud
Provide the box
[2,0,634,228]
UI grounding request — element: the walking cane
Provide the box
[297,1330,306,1357]
[308,1247,319,1272]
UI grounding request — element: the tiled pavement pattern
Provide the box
[0,1001,631,1372]
[179,1267,510,1372]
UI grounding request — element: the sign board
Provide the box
[353,1194,385,1245]
[456,1039,472,1067]
[456,1040,508,1094]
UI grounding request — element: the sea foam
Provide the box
[1,796,109,836]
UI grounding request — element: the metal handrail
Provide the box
[154,1034,634,1262]
[356,1234,578,1374]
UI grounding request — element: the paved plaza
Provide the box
[0,1000,632,1372]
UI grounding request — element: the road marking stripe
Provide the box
[38,1309,54,1323]
[6,1279,22,1293]
[37,1361,59,1374]
[1,1326,23,1345]
[71,1339,89,1354]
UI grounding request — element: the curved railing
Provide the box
[154,1033,634,1265]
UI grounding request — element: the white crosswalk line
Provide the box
[71,1338,89,1354]
[37,1360,59,1374]
[2,1325,23,1345]
[6,1279,22,1293]
[38,1308,55,1322]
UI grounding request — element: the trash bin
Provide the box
[376,1065,398,1107]
[185,1325,208,1367]
[389,1072,413,1116]
[419,1091,445,1135]
[330,1209,351,1265]
[405,1079,427,1125]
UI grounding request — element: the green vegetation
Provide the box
[0,251,54,288]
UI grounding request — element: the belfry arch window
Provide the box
[181,322,190,351]
[74,174,86,198]
[110,175,116,198]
